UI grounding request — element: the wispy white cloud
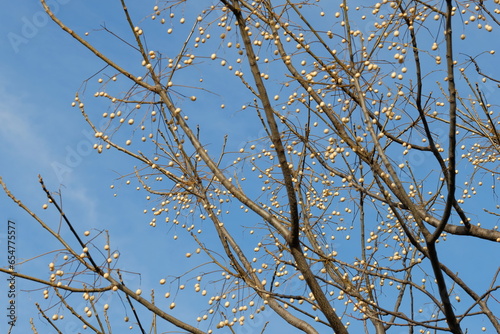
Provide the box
[0,79,100,224]
[0,90,54,169]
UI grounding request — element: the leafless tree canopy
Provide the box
[2,0,500,333]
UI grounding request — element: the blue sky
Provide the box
[1,1,500,334]
[0,1,294,333]
[0,1,179,333]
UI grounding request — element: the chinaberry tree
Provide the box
[1,0,500,333]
